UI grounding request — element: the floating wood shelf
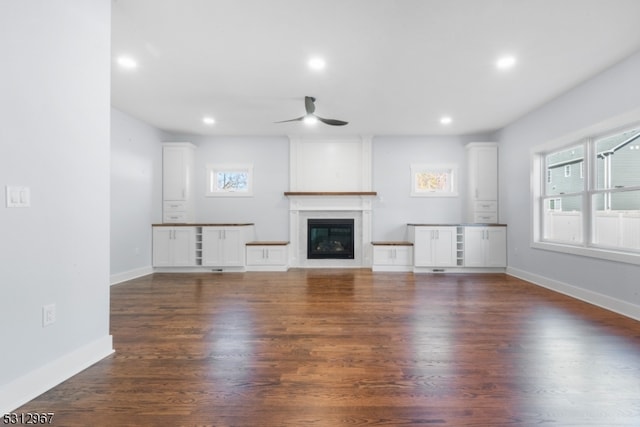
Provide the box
[284,191,377,196]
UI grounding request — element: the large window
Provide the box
[534,124,640,264]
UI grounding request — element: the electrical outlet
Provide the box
[43,304,56,327]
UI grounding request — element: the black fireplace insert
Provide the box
[307,218,355,259]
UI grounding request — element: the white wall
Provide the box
[0,0,113,412]
[111,108,163,283]
[163,134,291,241]
[497,49,640,318]
[372,135,490,241]
[155,134,495,243]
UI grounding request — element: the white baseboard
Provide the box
[372,265,413,272]
[0,335,114,413]
[110,266,153,285]
[413,267,506,274]
[245,265,290,272]
[506,266,640,321]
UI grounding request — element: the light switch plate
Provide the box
[6,186,31,208]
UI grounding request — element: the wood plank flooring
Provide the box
[15,270,640,426]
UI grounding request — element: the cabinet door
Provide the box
[202,227,223,266]
[246,246,266,265]
[152,228,173,266]
[485,227,507,267]
[373,247,395,266]
[221,228,245,266]
[463,227,486,267]
[432,227,456,266]
[413,228,436,266]
[474,146,498,201]
[163,146,188,201]
[265,247,287,265]
[172,227,196,266]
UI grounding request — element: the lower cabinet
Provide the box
[152,224,254,269]
[409,226,457,267]
[152,226,197,267]
[372,242,413,272]
[463,226,507,267]
[245,242,289,271]
[202,226,253,268]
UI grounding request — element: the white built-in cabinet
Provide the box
[406,224,506,272]
[162,143,195,223]
[409,226,458,268]
[466,142,498,223]
[152,224,254,269]
[371,242,413,272]
[201,226,254,268]
[245,242,289,271]
[152,226,197,267]
[463,226,507,267]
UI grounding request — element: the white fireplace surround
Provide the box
[287,136,374,268]
[287,195,373,268]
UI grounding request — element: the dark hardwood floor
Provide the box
[15,270,640,426]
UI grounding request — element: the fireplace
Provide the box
[307,218,355,259]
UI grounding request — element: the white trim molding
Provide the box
[507,266,640,321]
[287,194,374,268]
[0,335,114,413]
[110,266,153,286]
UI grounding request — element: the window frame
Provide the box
[531,113,640,266]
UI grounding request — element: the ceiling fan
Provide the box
[275,96,348,126]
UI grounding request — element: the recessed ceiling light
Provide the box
[496,55,516,70]
[117,56,138,69]
[440,116,453,125]
[202,116,215,125]
[308,57,326,71]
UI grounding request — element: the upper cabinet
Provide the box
[162,143,195,223]
[466,142,498,223]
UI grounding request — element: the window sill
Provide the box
[531,241,640,266]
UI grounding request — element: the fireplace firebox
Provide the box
[307,218,355,259]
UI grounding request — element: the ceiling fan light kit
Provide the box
[275,96,348,127]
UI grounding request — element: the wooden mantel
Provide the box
[284,191,377,196]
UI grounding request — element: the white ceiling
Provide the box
[111,0,640,137]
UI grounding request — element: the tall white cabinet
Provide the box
[163,143,195,223]
[466,142,498,223]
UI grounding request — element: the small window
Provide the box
[564,165,571,177]
[205,164,253,197]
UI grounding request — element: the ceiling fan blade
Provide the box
[304,96,316,114]
[316,116,349,126]
[274,116,305,123]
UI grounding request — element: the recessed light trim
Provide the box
[117,56,138,69]
[440,116,453,125]
[496,55,516,70]
[202,116,215,125]
[308,57,326,71]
